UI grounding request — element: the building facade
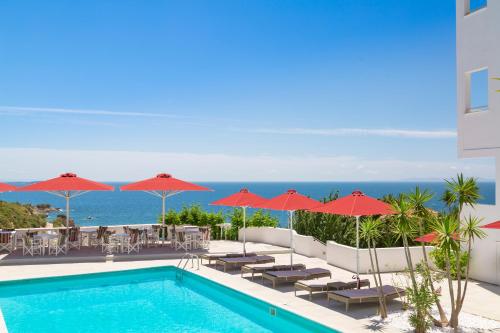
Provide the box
[456,0,500,284]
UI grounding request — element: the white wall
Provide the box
[326,241,434,273]
[462,204,500,285]
[456,0,500,285]
[240,227,433,272]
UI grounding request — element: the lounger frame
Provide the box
[294,279,370,301]
[327,285,405,311]
[262,269,331,288]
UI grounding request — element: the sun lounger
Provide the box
[200,252,256,265]
[261,268,331,288]
[294,278,370,300]
[327,285,405,311]
[215,255,275,272]
[241,263,306,280]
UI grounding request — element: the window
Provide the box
[466,0,487,14]
[467,68,489,113]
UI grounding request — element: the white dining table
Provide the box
[34,233,58,255]
[111,233,129,253]
[80,229,98,246]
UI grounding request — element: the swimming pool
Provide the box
[0,266,340,333]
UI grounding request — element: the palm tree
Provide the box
[441,174,481,331]
[456,215,486,315]
[360,217,387,318]
[391,194,418,289]
[407,187,448,325]
[432,214,461,331]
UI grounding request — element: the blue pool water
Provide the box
[0,267,339,333]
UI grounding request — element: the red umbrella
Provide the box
[309,190,394,280]
[16,173,114,228]
[253,189,321,267]
[0,182,16,192]
[480,221,500,229]
[120,173,211,244]
[211,188,267,255]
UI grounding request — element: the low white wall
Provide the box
[240,227,434,273]
[462,204,500,285]
[239,227,326,259]
[326,241,434,273]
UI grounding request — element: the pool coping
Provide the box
[0,259,402,333]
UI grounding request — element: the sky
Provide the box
[0,0,495,181]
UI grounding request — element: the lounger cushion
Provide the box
[332,285,404,300]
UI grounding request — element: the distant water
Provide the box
[1,182,495,227]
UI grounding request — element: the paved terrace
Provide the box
[0,241,499,332]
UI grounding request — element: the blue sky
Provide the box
[0,0,494,181]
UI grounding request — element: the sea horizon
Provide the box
[2,181,495,228]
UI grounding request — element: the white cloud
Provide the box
[0,147,492,182]
[0,106,185,119]
[240,127,457,139]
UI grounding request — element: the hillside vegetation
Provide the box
[0,201,47,229]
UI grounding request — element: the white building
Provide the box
[456,0,500,284]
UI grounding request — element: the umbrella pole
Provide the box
[65,192,70,253]
[242,206,246,256]
[356,215,360,284]
[162,192,166,246]
[289,210,294,269]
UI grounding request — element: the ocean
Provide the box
[1,182,495,228]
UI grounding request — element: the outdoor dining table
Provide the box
[80,228,98,246]
[34,233,58,255]
[111,232,129,253]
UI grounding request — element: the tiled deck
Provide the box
[0,241,499,332]
[0,240,290,265]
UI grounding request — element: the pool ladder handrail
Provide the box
[176,253,200,278]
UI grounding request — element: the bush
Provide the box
[159,205,225,239]
[226,209,279,240]
[0,201,47,229]
[430,247,469,279]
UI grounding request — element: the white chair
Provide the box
[101,233,120,254]
[22,234,42,256]
[174,231,191,251]
[67,227,81,250]
[48,233,67,256]
[125,230,141,254]
[0,231,15,253]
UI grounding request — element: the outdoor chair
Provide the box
[215,255,275,272]
[174,231,190,251]
[0,231,15,253]
[294,278,370,301]
[22,233,42,256]
[146,225,161,247]
[101,232,120,254]
[90,226,108,247]
[241,263,306,280]
[67,227,81,250]
[125,229,141,254]
[199,226,211,249]
[48,232,67,256]
[327,285,405,311]
[261,268,332,288]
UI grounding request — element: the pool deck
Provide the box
[0,240,499,332]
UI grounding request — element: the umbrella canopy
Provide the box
[0,182,16,192]
[211,188,267,255]
[253,189,322,267]
[481,221,500,229]
[120,173,211,245]
[16,173,114,228]
[415,231,459,243]
[309,190,394,282]
[310,190,394,216]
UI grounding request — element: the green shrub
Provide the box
[430,247,469,279]
[159,205,224,239]
[0,201,47,229]
[226,209,279,240]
